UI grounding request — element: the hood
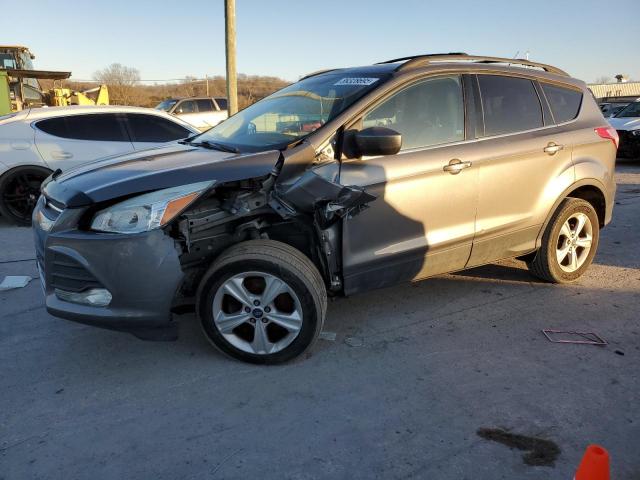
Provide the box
[43,143,281,208]
[608,116,640,131]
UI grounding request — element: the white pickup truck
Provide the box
[156,97,228,131]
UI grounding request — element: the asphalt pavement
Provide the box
[1,160,639,479]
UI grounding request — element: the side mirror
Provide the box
[354,126,402,157]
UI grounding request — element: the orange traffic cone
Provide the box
[575,444,610,480]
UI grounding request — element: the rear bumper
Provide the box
[33,198,184,340]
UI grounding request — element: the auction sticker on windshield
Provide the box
[334,77,379,86]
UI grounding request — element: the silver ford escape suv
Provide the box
[33,54,618,364]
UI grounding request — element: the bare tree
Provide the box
[594,76,613,85]
[93,63,141,105]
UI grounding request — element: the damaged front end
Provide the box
[34,139,376,340]
[171,147,376,306]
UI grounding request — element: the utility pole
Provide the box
[225,0,238,115]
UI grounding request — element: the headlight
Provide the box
[631,130,640,137]
[35,208,55,232]
[91,181,213,234]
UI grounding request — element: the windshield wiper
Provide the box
[187,140,240,153]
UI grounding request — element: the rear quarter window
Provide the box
[36,114,128,141]
[541,83,583,123]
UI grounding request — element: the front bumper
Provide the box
[616,130,640,159]
[33,197,184,340]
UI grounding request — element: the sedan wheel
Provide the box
[0,167,51,225]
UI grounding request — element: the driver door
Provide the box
[339,75,479,294]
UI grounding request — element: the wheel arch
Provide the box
[172,211,335,308]
[535,178,607,249]
[0,163,53,182]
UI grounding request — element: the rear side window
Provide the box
[125,114,192,142]
[478,75,543,136]
[196,99,215,112]
[542,84,583,123]
[36,114,128,141]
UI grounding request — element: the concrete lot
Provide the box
[1,161,639,480]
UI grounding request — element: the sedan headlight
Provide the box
[91,181,213,234]
[631,129,640,137]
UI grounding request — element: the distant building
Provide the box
[588,81,640,102]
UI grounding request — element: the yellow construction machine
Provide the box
[0,45,109,115]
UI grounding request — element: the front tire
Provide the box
[527,198,600,283]
[197,240,327,364]
[0,166,51,225]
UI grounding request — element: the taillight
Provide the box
[595,126,619,149]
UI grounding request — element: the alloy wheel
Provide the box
[212,271,303,355]
[2,171,46,222]
[555,212,593,273]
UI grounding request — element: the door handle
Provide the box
[543,142,564,155]
[443,159,472,175]
[51,151,73,160]
[10,141,31,150]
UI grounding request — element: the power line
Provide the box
[66,77,219,83]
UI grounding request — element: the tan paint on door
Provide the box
[340,141,479,289]
[466,128,576,266]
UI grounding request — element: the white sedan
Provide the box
[0,105,199,224]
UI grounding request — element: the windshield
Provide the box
[615,101,640,118]
[156,99,178,112]
[195,72,391,152]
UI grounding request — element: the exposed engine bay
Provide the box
[171,159,376,306]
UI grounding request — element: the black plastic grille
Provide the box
[50,252,103,293]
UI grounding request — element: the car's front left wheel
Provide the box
[197,240,327,364]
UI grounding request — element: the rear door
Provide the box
[34,113,134,170]
[123,113,194,150]
[466,74,577,266]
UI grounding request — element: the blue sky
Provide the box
[4,0,639,83]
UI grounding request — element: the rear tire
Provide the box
[527,198,599,283]
[0,166,51,226]
[197,240,327,364]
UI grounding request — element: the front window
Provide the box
[196,72,391,152]
[615,102,640,118]
[175,100,197,114]
[363,75,465,150]
[0,53,16,69]
[156,99,178,112]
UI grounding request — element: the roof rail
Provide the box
[388,54,569,76]
[377,53,469,64]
